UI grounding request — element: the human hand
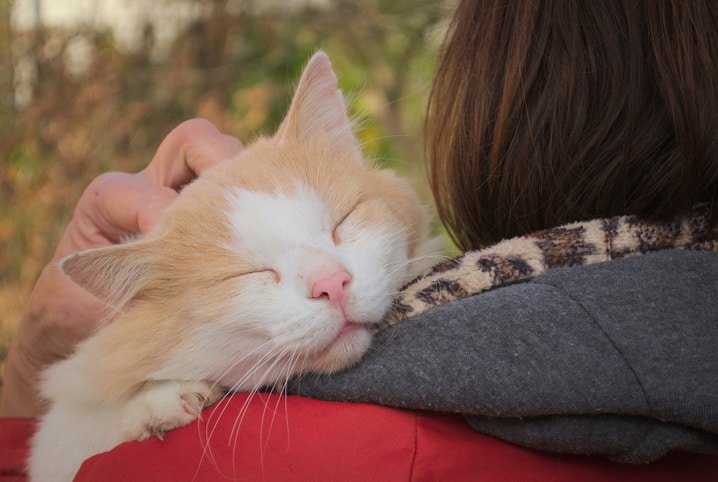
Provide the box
[0,119,242,418]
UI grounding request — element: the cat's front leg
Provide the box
[30,377,223,482]
[121,380,225,442]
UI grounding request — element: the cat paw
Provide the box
[121,380,224,442]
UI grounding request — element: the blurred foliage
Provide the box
[0,0,456,391]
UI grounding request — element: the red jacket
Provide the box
[2,394,717,481]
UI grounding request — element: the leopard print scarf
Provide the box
[382,204,718,329]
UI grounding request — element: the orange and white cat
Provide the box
[29,52,439,481]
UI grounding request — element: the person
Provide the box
[2,0,717,480]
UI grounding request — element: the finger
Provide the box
[140,118,243,189]
[94,173,178,238]
[67,173,177,251]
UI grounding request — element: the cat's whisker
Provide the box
[226,344,293,443]
[259,351,296,447]
[386,252,450,279]
[229,389,260,480]
[210,338,280,393]
[198,338,282,455]
[231,345,299,475]
[267,360,295,443]
[280,351,300,435]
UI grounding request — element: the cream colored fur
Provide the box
[29,51,439,481]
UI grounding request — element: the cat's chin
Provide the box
[306,323,373,375]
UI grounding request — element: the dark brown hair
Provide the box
[427,0,718,250]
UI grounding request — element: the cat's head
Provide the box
[60,52,439,388]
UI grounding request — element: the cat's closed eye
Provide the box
[332,205,358,245]
[222,268,279,283]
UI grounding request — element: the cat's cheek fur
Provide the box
[302,325,373,374]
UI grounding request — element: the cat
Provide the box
[28,51,440,482]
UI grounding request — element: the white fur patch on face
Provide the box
[226,187,339,270]
[212,186,409,378]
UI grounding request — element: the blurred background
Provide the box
[0,0,456,393]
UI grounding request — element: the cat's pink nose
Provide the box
[311,271,352,307]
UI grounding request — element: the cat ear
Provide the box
[59,240,158,306]
[276,51,357,148]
